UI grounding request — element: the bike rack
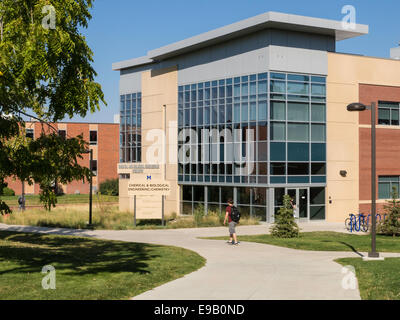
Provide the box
[348,213,367,233]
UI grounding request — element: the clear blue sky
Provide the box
[67,0,400,123]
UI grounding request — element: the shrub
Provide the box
[378,186,400,237]
[2,187,15,196]
[270,194,299,238]
[99,178,119,196]
[193,204,205,226]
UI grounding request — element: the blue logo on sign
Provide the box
[147,176,152,181]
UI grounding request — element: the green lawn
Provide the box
[336,258,400,300]
[0,231,205,300]
[1,194,118,206]
[202,231,400,253]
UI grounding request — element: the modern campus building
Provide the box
[7,121,119,195]
[113,11,400,223]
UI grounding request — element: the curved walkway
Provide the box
[1,222,399,300]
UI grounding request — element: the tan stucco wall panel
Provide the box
[327,53,400,222]
[119,66,180,216]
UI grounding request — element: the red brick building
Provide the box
[358,84,400,215]
[6,122,119,195]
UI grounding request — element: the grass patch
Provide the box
[336,257,400,300]
[1,194,118,207]
[202,231,400,253]
[0,206,259,230]
[0,230,205,300]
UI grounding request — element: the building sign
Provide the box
[127,178,171,196]
[118,163,160,174]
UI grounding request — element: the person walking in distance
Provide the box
[224,199,241,245]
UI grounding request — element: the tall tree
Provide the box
[0,0,106,213]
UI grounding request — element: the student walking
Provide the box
[224,199,240,245]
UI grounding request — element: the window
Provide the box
[288,143,309,161]
[288,123,309,141]
[271,163,285,175]
[90,131,97,145]
[378,101,400,126]
[287,102,309,121]
[120,92,142,163]
[58,130,66,140]
[288,163,309,175]
[270,101,285,120]
[310,187,326,220]
[177,72,326,185]
[26,128,34,139]
[90,160,97,176]
[270,122,286,141]
[379,176,400,199]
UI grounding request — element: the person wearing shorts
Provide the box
[224,199,238,245]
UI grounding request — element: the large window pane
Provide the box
[288,163,309,175]
[287,82,309,95]
[310,187,325,205]
[193,186,205,202]
[258,101,267,121]
[252,188,266,206]
[378,109,390,125]
[258,142,268,161]
[310,206,325,220]
[311,163,326,175]
[311,143,326,161]
[271,101,285,120]
[392,109,399,126]
[311,84,326,96]
[270,80,286,93]
[258,123,268,141]
[208,186,220,203]
[258,80,268,94]
[271,163,285,175]
[274,188,285,206]
[288,143,309,161]
[311,124,326,142]
[288,123,309,141]
[311,104,326,122]
[378,182,390,199]
[271,122,286,141]
[221,187,234,204]
[270,142,286,161]
[238,187,251,205]
[182,186,192,201]
[288,102,309,121]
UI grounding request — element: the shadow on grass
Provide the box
[338,241,364,257]
[0,231,157,277]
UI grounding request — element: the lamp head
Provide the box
[347,103,367,112]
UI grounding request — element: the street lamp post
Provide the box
[82,148,93,228]
[346,102,379,258]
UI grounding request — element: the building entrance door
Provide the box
[286,188,309,220]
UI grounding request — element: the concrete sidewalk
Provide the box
[1,222,396,300]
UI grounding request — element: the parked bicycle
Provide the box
[345,213,368,232]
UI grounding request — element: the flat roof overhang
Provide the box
[112,11,369,71]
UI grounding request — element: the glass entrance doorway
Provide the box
[286,188,309,220]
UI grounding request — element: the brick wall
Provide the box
[5,122,119,196]
[359,84,400,213]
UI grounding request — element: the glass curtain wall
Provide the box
[120,93,142,163]
[178,71,326,221]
